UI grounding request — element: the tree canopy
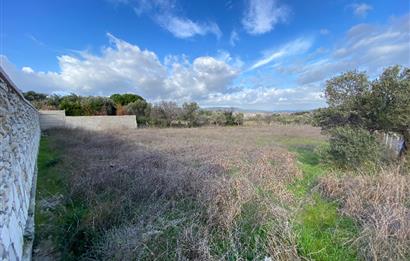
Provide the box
[315,65,410,155]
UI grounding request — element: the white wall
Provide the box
[39,110,137,131]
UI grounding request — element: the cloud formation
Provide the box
[350,3,373,18]
[1,33,238,100]
[295,14,410,85]
[2,14,408,111]
[229,30,239,46]
[131,0,221,39]
[156,16,222,39]
[249,37,313,70]
[242,0,289,35]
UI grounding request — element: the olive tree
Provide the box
[315,65,410,163]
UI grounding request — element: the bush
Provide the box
[126,99,150,125]
[324,127,384,170]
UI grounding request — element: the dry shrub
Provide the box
[319,167,410,260]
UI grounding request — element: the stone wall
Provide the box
[0,68,40,260]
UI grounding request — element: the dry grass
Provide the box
[42,125,323,260]
[319,167,410,260]
[38,124,410,260]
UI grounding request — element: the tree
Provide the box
[316,65,410,157]
[126,99,150,125]
[59,94,83,116]
[369,66,410,149]
[223,109,236,126]
[110,93,144,106]
[182,102,200,127]
[23,91,47,102]
[234,113,244,126]
[150,101,181,127]
[82,97,116,115]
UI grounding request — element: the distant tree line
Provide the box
[24,92,244,127]
[247,111,315,125]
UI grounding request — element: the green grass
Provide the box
[285,141,359,260]
[295,195,357,261]
[288,145,326,198]
[35,136,65,241]
[36,137,63,196]
[35,135,95,260]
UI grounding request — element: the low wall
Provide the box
[0,68,40,260]
[38,110,65,130]
[65,115,137,131]
[39,110,137,131]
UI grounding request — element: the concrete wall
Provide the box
[39,110,137,131]
[0,68,40,261]
[65,115,137,131]
[38,110,65,130]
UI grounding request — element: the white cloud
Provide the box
[249,37,313,70]
[22,67,34,73]
[202,85,325,111]
[164,56,238,100]
[229,30,239,46]
[320,28,330,35]
[1,33,238,100]
[350,3,373,18]
[242,0,290,35]
[156,15,222,39]
[3,14,408,111]
[295,14,410,85]
[123,0,221,39]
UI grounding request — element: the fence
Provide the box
[382,132,404,156]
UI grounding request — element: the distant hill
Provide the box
[202,106,311,113]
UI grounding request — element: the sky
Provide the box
[1,0,409,111]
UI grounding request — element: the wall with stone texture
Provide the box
[0,68,40,261]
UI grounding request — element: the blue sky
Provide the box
[1,0,409,110]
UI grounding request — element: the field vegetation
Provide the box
[24,92,244,127]
[33,66,409,260]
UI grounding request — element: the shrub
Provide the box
[125,99,150,125]
[324,127,384,170]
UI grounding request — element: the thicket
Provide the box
[23,92,244,127]
[314,65,410,169]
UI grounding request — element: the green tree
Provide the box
[234,113,244,126]
[110,93,144,106]
[182,102,200,127]
[368,66,410,146]
[59,94,83,116]
[126,99,150,125]
[82,97,116,115]
[315,65,410,160]
[23,91,47,102]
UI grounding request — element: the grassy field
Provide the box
[33,125,409,260]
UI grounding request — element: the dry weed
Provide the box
[45,125,313,260]
[319,167,410,260]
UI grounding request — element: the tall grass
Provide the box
[34,125,408,260]
[35,126,319,260]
